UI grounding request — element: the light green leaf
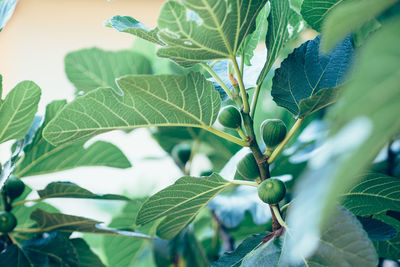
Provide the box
[65,48,152,95]
[257,0,300,85]
[0,81,41,144]
[298,86,341,118]
[156,0,267,67]
[321,0,397,52]
[70,238,106,267]
[43,73,221,146]
[14,100,131,177]
[301,0,348,32]
[103,199,156,267]
[238,5,269,66]
[37,182,129,201]
[30,208,154,239]
[136,173,231,239]
[106,15,164,45]
[285,16,400,263]
[243,208,377,267]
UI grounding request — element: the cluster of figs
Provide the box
[0,177,25,233]
[218,105,287,205]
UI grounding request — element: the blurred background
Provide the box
[0,0,182,221]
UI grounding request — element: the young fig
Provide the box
[261,119,287,148]
[236,152,260,180]
[171,143,192,166]
[4,177,25,200]
[218,105,242,129]
[0,212,17,233]
[257,179,286,204]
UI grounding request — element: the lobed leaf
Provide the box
[71,238,106,267]
[0,81,41,144]
[43,73,221,146]
[136,173,231,239]
[14,100,131,177]
[65,47,152,95]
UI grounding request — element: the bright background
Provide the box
[0,0,182,222]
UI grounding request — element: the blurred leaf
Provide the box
[211,233,266,267]
[0,81,41,144]
[240,237,281,267]
[0,244,32,267]
[136,174,231,239]
[71,238,106,267]
[0,74,2,96]
[271,36,353,117]
[103,199,157,267]
[0,0,17,31]
[30,208,154,239]
[106,15,164,45]
[285,17,400,263]
[357,216,397,242]
[14,100,131,177]
[301,0,347,32]
[374,211,400,259]
[182,230,209,267]
[321,0,397,52]
[352,19,381,48]
[257,0,301,85]
[155,0,267,67]
[43,73,221,146]
[37,181,129,201]
[65,48,152,95]
[238,5,269,66]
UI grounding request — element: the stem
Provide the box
[268,119,304,163]
[211,212,234,251]
[236,128,248,140]
[230,180,259,187]
[250,83,262,118]
[387,139,395,176]
[231,57,250,114]
[204,126,249,147]
[12,198,43,207]
[271,205,287,229]
[240,52,245,75]
[185,132,203,175]
[280,201,292,212]
[200,63,233,100]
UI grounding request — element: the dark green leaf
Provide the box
[65,48,152,95]
[37,181,129,201]
[0,81,41,144]
[321,0,397,52]
[106,15,164,45]
[70,238,106,267]
[211,233,265,267]
[357,216,397,242]
[43,73,221,146]
[30,208,154,239]
[0,0,17,31]
[271,35,353,117]
[301,0,347,32]
[0,244,32,267]
[297,86,342,118]
[14,100,131,177]
[136,173,231,239]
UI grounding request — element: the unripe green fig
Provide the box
[0,212,17,233]
[4,177,25,200]
[218,105,242,129]
[171,143,192,166]
[237,153,260,180]
[257,179,286,204]
[261,119,287,148]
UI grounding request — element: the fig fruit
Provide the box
[4,177,25,200]
[237,152,260,180]
[171,143,192,166]
[257,179,286,204]
[218,105,242,129]
[261,119,287,148]
[0,212,17,233]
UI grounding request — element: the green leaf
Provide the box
[0,0,17,31]
[43,73,221,146]
[321,0,397,52]
[0,81,41,144]
[106,15,164,45]
[65,47,152,95]
[374,212,400,259]
[211,233,265,267]
[244,208,377,266]
[257,0,300,85]
[301,0,347,32]
[156,0,267,67]
[0,244,32,267]
[271,36,353,117]
[238,5,269,66]
[37,181,130,201]
[103,199,156,267]
[284,16,400,263]
[70,238,106,267]
[30,208,154,239]
[297,86,342,118]
[357,216,397,242]
[14,100,131,177]
[136,173,231,239]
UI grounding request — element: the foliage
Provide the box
[1,0,399,266]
